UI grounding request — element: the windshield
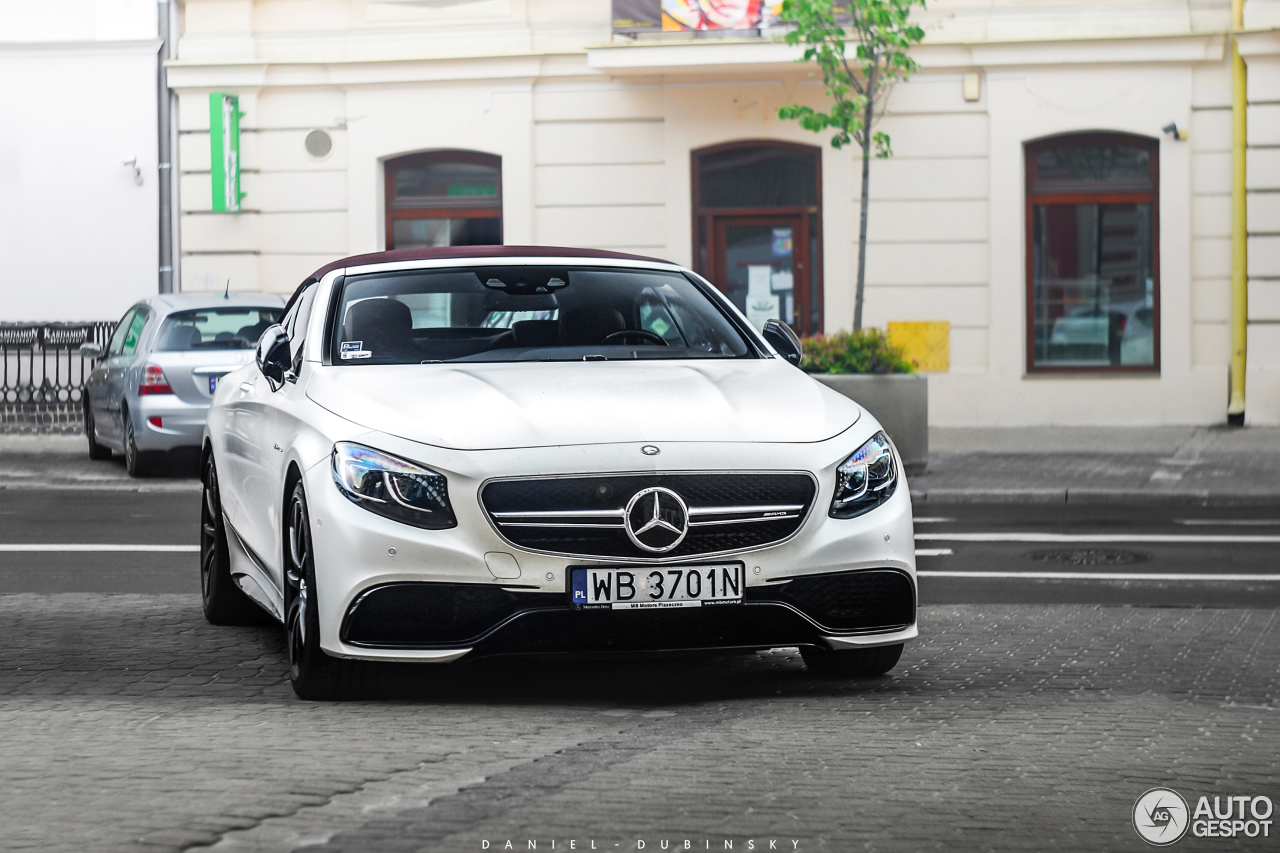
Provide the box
[330,267,754,364]
[156,307,283,351]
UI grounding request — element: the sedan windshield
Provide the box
[156,307,282,351]
[331,267,754,364]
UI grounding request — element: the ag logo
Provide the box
[1134,788,1190,846]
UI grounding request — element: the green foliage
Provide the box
[777,0,926,155]
[801,329,916,374]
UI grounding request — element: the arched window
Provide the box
[1026,132,1159,372]
[384,150,502,249]
[692,142,823,336]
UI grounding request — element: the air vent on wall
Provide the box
[304,129,333,159]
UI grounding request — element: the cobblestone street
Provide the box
[2,594,1276,852]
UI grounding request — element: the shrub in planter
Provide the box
[800,329,915,375]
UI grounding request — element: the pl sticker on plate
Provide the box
[340,341,372,360]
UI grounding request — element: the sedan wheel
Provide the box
[801,643,904,678]
[123,412,151,477]
[200,452,264,625]
[84,401,112,461]
[285,481,358,700]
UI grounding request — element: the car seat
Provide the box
[161,324,201,350]
[235,323,271,346]
[558,306,626,346]
[511,320,561,348]
[343,298,418,359]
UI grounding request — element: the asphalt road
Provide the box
[3,473,1279,852]
[1,486,1276,608]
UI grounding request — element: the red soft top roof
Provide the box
[306,245,674,282]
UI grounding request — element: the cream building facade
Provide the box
[1,0,166,322]
[167,0,1280,425]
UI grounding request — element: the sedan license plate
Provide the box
[570,564,743,610]
[209,375,223,393]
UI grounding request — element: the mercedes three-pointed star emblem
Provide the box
[623,486,690,553]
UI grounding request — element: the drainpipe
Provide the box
[157,0,175,294]
[1227,0,1248,425]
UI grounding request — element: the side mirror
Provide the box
[79,342,104,359]
[256,324,291,390]
[762,319,804,368]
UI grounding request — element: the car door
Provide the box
[85,307,133,445]
[87,307,140,446]
[219,353,280,583]
[109,306,152,437]
[224,287,315,593]
[257,283,319,592]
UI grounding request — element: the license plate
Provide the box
[570,564,744,610]
[209,375,222,393]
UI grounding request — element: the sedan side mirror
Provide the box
[79,342,104,359]
[256,324,291,391]
[762,319,804,368]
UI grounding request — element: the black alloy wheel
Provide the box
[123,410,151,477]
[200,451,264,625]
[84,400,112,460]
[801,643,904,678]
[285,481,358,700]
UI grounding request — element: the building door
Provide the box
[384,150,502,248]
[713,215,808,332]
[693,142,822,335]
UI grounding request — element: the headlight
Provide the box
[830,431,897,519]
[331,442,456,530]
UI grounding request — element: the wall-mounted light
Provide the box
[1162,122,1188,141]
[121,156,143,186]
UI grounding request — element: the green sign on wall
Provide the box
[209,93,245,212]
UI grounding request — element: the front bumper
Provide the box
[301,427,918,662]
[340,569,915,658]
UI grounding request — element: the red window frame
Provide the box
[1024,132,1161,374]
[691,140,824,336]
[384,150,503,249]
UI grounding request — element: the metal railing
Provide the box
[1,322,116,433]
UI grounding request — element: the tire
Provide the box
[123,410,151,477]
[200,451,264,625]
[285,481,360,700]
[84,400,112,461]
[801,643,904,678]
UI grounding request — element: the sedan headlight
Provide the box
[332,442,456,530]
[830,431,897,519]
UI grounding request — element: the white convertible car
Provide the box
[201,246,917,699]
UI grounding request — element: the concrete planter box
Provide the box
[812,374,928,474]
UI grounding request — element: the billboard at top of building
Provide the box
[612,0,785,33]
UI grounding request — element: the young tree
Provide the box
[777,0,926,331]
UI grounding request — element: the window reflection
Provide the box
[1026,134,1159,371]
[386,151,502,248]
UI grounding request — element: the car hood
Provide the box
[306,359,861,450]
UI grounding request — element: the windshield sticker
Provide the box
[340,341,372,360]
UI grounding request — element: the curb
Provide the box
[0,480,201,493]
[911,487,1280,507]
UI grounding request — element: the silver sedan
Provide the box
[81,293,284,476]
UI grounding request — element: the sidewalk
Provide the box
[913,426,1280,505]
[1,427,1278,504]
[0,434,199,492]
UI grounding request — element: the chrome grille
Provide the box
[480,473,817,561]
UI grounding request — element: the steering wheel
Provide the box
[602,329,668,346]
